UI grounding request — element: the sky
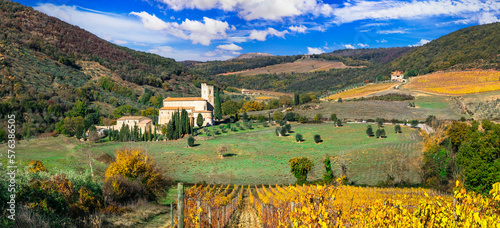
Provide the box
[14,0,500,61]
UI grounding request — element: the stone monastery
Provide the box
[158,83,214,127]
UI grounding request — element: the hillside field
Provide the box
[327,83,399,100]
[3,123,423,186]
[218,59,363,76]
[405,71,500,95]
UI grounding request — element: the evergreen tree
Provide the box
[180,109,187,135]
[214,88,222,121]
[187,136,195,147]
[336,119,342,127]
[314,134,322,143]
[154,125,157,141]
[166,120,175,140]
[196,113,204,127]
[330,113,337,122]
[294,92,300,105]
[395,124,402,133]
[366,125,374,137]
[322,156,334,184]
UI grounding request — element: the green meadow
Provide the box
[3,122,422,186]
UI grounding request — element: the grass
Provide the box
[327,83,399,100]
[405,71,500,95]
[4,122,422,186]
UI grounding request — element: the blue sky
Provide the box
[14,0,500,61]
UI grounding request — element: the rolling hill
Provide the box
[391,22,500,74]
[0,1,200,137]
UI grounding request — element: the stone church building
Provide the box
[158,83,215,127]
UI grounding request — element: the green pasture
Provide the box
[2,122,423,186]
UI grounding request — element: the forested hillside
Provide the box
[214,47,413,93]
[0,1,199,138]
[391,22,500,74]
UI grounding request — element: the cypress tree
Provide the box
[154,125,157,141]
[196,113,204,127]
[214,88,222,121]
[166,120,174,140]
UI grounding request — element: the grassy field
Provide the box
[5,123,423,186]
[327,83,399,100]
[405,71,500,95]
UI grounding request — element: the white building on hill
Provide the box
[158,83,214,127]
[391,71,406,82]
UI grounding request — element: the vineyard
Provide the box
[179,184,244,227]
[170,181,500,227]
[327,83,399,101]
[405,71,500,95]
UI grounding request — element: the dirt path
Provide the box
[227,190,262,228]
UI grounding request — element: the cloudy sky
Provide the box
[14,0,500,61]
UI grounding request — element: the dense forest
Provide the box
[391,22,500,74]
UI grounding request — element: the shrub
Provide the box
[280,127,287,136]
[314,134,322,143]
[460,116,466,122]
[376,129,386,138]
[284,124,292,133]
[314,113,323,121]
[257,115,266,122]
[338,98,342,102]
[230,127,237,131]
[284,112,296,121]
[280,120,286,126]
[336,119,342,127]
[410,120,419,128]
[262,122,269,127]
[288,157,314,185]
[330,113,337,122]
[275,127,281,136]
[28,161,46,173]
[273,112,284,121]
[395,124,402,133]
[366,125,374,137]
[376,118,383,128]
[187,136,195,147]
[295,133,303,142]
[322,156,334,184]
[104,148,166,203]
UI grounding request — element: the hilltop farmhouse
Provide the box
[391,71,406,82]
[158,83,215,127]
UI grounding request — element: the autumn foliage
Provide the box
[28,160,47,173]
[104,147,166,203]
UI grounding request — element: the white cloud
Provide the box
[409,39,431,47]
[344,44,355,49]
[377,28,410,34]
[376,39,388,43]
[156,0,334,21]
[131,12,230,45]
[478,12,500,24]
[332,0,500,25]
[227,36,247,43]
[149,45,233,61]
[34,4,171,44]
[249,28,288,41]
[289,25,307,33]
[113,40,128,45]
[217,43,243,51]
[358,43,369,48]
[307,47,324,54]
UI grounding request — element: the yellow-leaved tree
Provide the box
[104,147,166,203]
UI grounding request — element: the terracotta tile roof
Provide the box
[391,70,403,75]
[138,119,152,125]
[163,97,206,101]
